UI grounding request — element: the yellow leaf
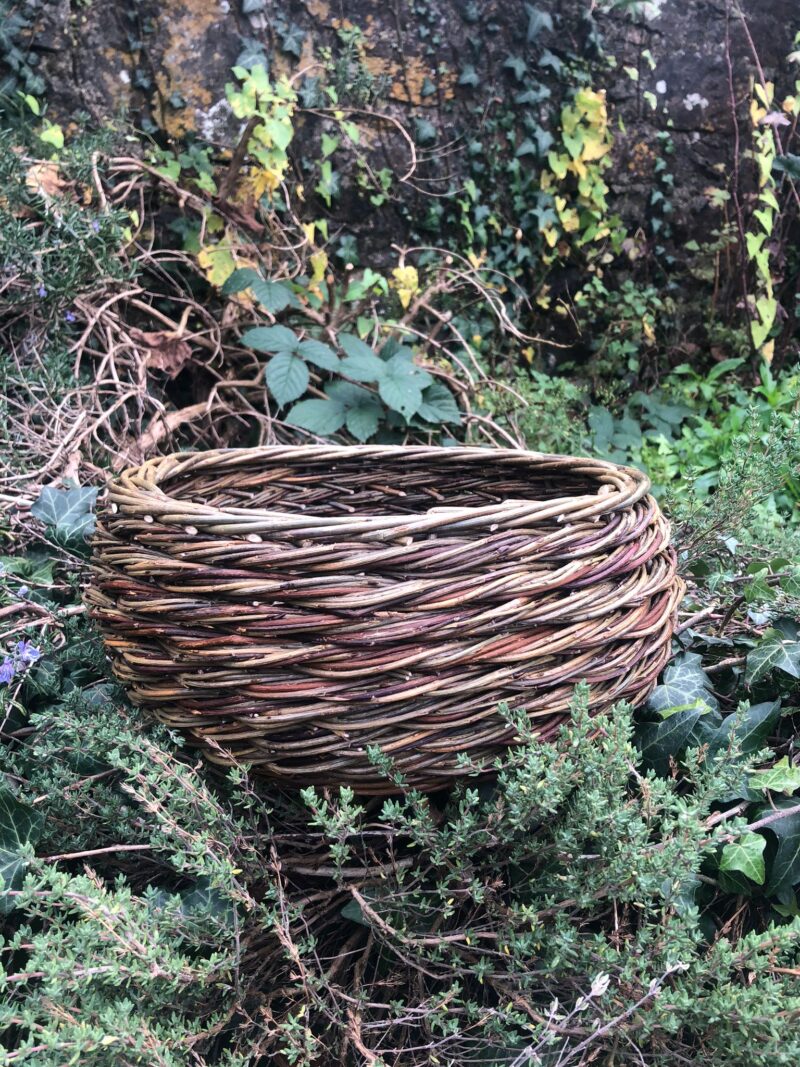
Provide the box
[391,265,420,309]
[642,318,655,343]
[197,242,237,288]
[542,225,558,249]
[467,250,485,269]
[762,339,775,365]
[310,250,328,285]
[302,221,316,245]
[522,345,534,363]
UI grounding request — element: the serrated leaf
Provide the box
[252,278,292,313]
[265,352,308,406]
[417,380,461,425]
[346,403,382,442]
[0,789,43,914]
[286,398,346,437]
[221,267,260,295]
[719,833,766,886]
[241,325,298,354]
[297,339,339,371]
[637,708,702,775]
[30,487,97,540]
[378,365,425,420]
[746,629,800,684]
[339,337,387,382]
[751,756,800,796]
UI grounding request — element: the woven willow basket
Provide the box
[87,445,684,793]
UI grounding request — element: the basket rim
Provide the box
[104,445,652,540]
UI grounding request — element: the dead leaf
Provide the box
[25,162,72,199]
[131,328,193,378]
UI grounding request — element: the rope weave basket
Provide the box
[87,446,685,793]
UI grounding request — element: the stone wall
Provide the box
[9,0,800,251]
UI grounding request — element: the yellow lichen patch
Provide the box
[151,0,226,138]
[627,140,656,177]
[363,53,455,104]
[305,0,330,20]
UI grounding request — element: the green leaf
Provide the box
[221,267,261,295]
[296,339,340,371]
[719,833,766,886]
[346,403,382,442]
[280,23,305,58]
[648,652,717,715]
[525,4,553,41]
[251,278,292,313]
[746,629,800,684]
[341,897,368,925]
[30,487,97,540]
[762,801,800,900]
[417,380,461,425]
[241,325,298,354]
[458,65,480,88]
[710,700,781,756]
[751,757,800,796]
[0,789,43,914]
[378,365,425,420]
[414,118,437,145]
[638,708,702,775]
[339,336,386,382]
[286,398,346,437]
[503,56,527,82]
[774,153,800,180]
[265,352,308,406]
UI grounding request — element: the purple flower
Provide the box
[15,640,41,666]
[91,219,101,233]
[37,284,47,298]
[17,585,29,599]
[64,310,76,323]
[0,659,15,685]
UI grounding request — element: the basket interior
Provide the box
[155,454,609,518]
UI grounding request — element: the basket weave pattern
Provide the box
[87,446,684,793]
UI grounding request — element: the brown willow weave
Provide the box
[86,445,684,794]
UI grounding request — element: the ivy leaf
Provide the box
[221,267,261,295]
[30,487,97,540]
[746,628,800,684]
[417,380,461,425]
[296,339,339,371]
[774,153,800,180]
[539,49,562,74]
[241,0,266,11]
[750,757,800,796]
[241,325,298,354]
[414,118,437,145]
[719,833,766,886]
[503,56,527,82]
[762,801,800,901]
[525,4,553,41]
[286,398,346,436]
[709,700,781,756]
[648,652,718,715]
[251,278,292,313]
[265,352,308,406]
[280,23,305,59]
[0,789,43,914]
[458,65,480,88]
[637,708,702,775]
